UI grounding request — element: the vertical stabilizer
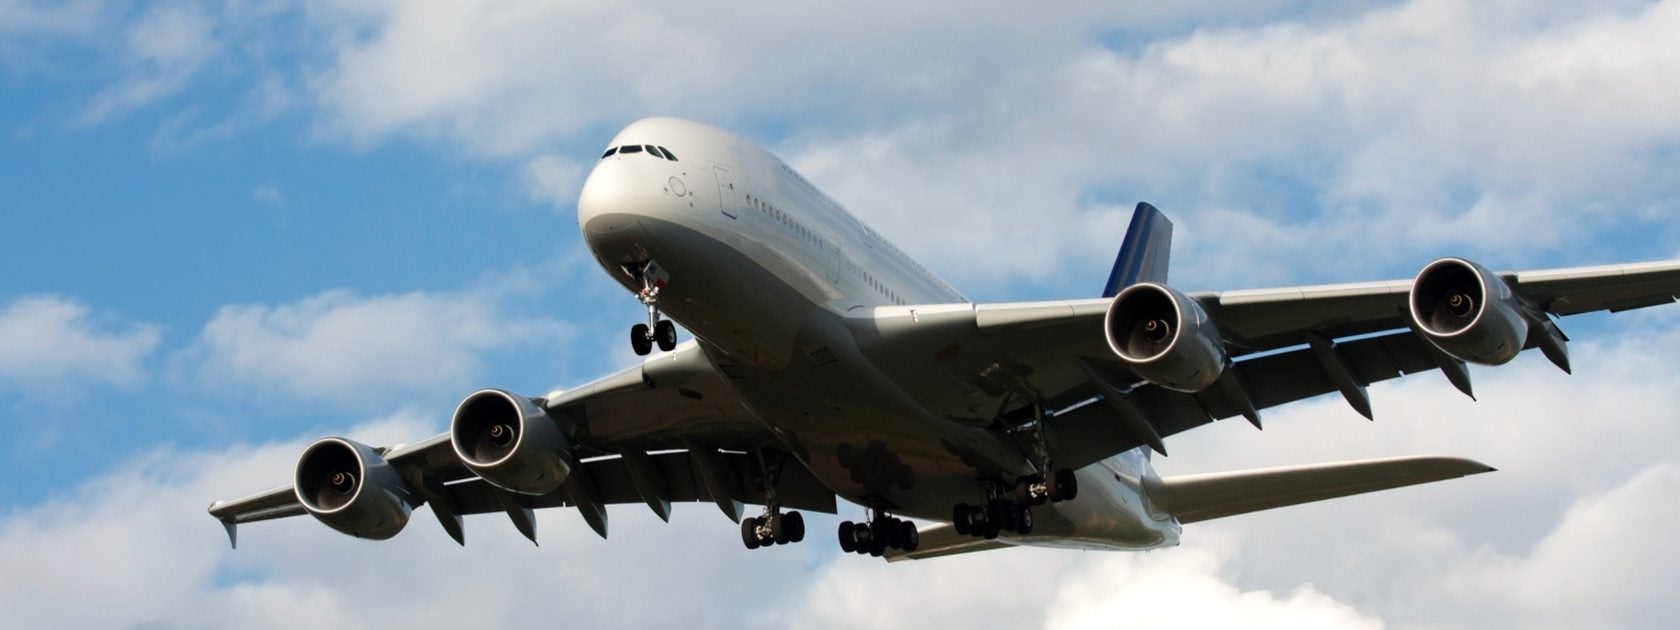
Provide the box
[1102,202,1174,297]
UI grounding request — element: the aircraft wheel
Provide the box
[1053,468,1078,502]
[899,520,918,552]
[1015,504,1034,535]
[952,504,971,536]
[654,319,677,351]
[786,511,805,543]
[742,516,761,550]
[630,324,652,356]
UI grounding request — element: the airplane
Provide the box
[209,117,1680,561]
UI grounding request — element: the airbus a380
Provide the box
[211,117,1680,560]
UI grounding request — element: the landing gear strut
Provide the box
[628,261,677,355]
[951,399,1080,540]
[837,511,919,557]
[741,450,806,550]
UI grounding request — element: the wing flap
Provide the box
[1145,455,1495,524]
[1049,330,1444,470]
[438,450,837,517]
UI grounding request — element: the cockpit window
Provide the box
[601,144,677,161]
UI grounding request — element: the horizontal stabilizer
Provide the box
[1145,455,1494,524]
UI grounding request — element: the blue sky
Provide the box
[3,1,1680,628]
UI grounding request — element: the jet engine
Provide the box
[1409,257,1529,365]
[450,389,575,495]
[294,437,415,540]
[1104,283,1228,392]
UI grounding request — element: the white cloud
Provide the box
[186,284,572,407]
[0,295,160,392]
[521,153,584,210]
[0,0,101,37]
[78,3,220,125]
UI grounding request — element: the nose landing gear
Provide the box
[627,261,678,356]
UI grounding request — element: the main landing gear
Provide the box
[950,469,1077,540]
[837,512,919,557]
[742,508,806,549]
[742,450,807,550]
[627,261,677,356]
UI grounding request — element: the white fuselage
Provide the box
[577,118,1179,551]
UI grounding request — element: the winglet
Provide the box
[1103,202,1174,297]
[220,518,238,550]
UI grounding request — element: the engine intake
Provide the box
[294,437,415,540]
[1409,257,1529,365]
[450,389,575,495]
[1104,283,1228,392]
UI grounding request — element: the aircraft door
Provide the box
[713,164,738,218]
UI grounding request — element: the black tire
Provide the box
[630,324,652,356]
[853,525,873,555]
[770,513,788,545]
[742,516,761,550]
[983,524,1000,540]
[837,521,856,553]
[903,523,920,552]
[1016,505,1034,535]
[654,319,677,351]
[1055,468,1078,501]
[967,505,986,537]
[952,504,970,536]
[872,519,892,550]
[786,511,806,543]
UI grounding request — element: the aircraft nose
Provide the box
[576,161,641,234]
[576,158,681,263]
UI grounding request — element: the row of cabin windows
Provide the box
[601,144,678,161]
[748,193,904,306]
[776,162,957,300]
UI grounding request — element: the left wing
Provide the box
[208,342,836,547]
[849,258,1680,469]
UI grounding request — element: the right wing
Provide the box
[208,342,836,547]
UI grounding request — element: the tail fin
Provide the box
[1103,202,1174,297]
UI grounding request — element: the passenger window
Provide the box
[620,145,643,154]
[601,147,617,159]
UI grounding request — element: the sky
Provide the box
[2,0,1680,627]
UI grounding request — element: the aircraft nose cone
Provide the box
[576,159,672,263]
[577,163,635,234]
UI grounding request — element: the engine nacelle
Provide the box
[450,389,574,495]
[294,437,415,540]
[1409,257,1530,365]
[1104,283,1228,392]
